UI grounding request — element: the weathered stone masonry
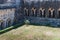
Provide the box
[23,0,60,26]
[0,0,24,30]
[1,0,60,30]
[0,8,15,30]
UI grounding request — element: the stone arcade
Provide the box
[0,0,24,30]
[23,0,60,26]
[1,0,60,30]
[0,5,15,30]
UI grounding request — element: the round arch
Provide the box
[48,8,55,18]
[24,7,29,16]
[0,20,4,30]
[39,8,42,17]
[58,8,60,18]
[7,18,11,27]
[31,7,36,16]
[39,8,45,17]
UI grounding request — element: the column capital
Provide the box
[48,8,51,11]
[32,8,36,11]
[24,8,27,10]
[58,8,60,11]
[39,8,42,10]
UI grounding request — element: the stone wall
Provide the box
[26,16,60,27]
[23,0,60,27]
[0,8,15,30]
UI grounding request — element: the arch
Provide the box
[31,8,34,16]
[39,8,42,17]
[42,8,45,17]
[24,8,29,16]
[58,8,60,18]
[0,20,4,30]
[7,18,11,27]
[48,8,55,18]
[39,8,45,17]
[31,7,36,16]
[48,8,51,17]
[1,22,4,30]
[52,9,55,18]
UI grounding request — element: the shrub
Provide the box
[24,20,30,25]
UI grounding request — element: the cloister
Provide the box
[0,8,15,30]
[1,0,60,30]
[24,7,60,18]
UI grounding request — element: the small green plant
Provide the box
[24,20,30,26]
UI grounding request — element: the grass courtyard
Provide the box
[0,25,60,40]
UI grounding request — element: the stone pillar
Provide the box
[57,8,60,18]
[24,8,28,16]
[42,9,45,17]
[51,10,53,17]
[55,10,57,18]
[48,8,54,18]
[0,22,1,30]
[34,9,36,16]
[26,9,28,16]
[10,19,13,26]
[0,20,4,30]
[6,19,8,27]
[10,17,14,26]
[51,9,54,18]
[3,21,7,28]
[48,8,51,17]
[31,8,36,17]
[45,8,49,18]
[39,8,42,17]
[39,8,45,17]
[31,8,34,16]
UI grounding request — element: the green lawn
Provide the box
[0,25,60,40]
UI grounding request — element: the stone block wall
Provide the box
[23,0,60,27]
[26,16,60,26]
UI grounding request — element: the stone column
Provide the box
[38,9,40,17]
[31,8,35,16]
[10,16,15,26]
[39,8,42,17]
[0,22,1,30]
[51,10,53,18]
[11,19,13,26]
[24,8,26,16]
[30,8,32,16]
[57,8,60,18]
[3,21,6,28]
[0,20,4,29]
[42,9,45,17]
[24,8,29,16]
[48,8,52,18]
[26,9,28,16]
[6,19,8,27]
[51,9,54,18]
[34,9,36,16]
[45,8,48,18]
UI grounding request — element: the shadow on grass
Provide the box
[0,22,25,35]
[0,21,60,35]
[29,23,60,28]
